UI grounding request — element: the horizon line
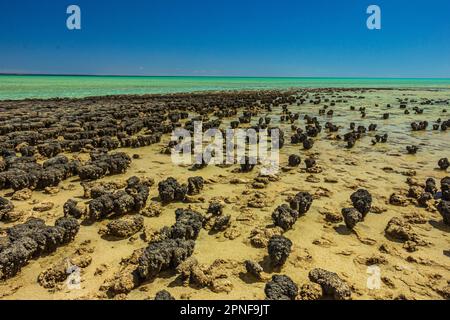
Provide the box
[1,73,450,80]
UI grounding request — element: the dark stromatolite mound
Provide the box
[418,192,433,207]
[0,155,79,191]
[411,121,428,131]
[87,178,149,221]
[88,193,116,220]
[78,152,131,181]
[125,176,150,212]
[268,235,292,267]
[288,154,301,167]
[158,177,188,203]
[442,177,450,201]
[304,158,316,169]
[0,197,14,221]
[343,131,362,148]
[290,133,306,144]
[0,217,79,280]
[308,268,351,300]
[303,138,314,150]
[437,200,450,225]
[350,189,372,216]
[438,158,449,170]
[406,145,419,154]
[187,176,204,195]
[289,192,313,214]
[211,215,231,231]
[137,238,195,280]
[264,275,298,300]
[424,178,437,195]
[207,202,223,216]
[169,208,204,240]
[272,204,300,231]
[77,164,105,181]
[154,290,175,300]
[63,199,85,219]
[240,156,256,172]
[341,208,363,230]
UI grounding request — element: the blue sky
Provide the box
[0,0,449,77]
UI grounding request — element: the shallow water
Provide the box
[1,75,450,100]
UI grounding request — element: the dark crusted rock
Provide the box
[125,177,150,211]
[268,235,292,267]
[289,192,313,214]
[63,199,86,219]
[0,237,38,280]
[88,193,115,221]
[406,145,419,154]
[78,153,131,181]
[304,158,316,169]
[264,274,298,300]
[54,217,80,243]
[308,268,351,300]
[437,200,450,225]
[303,138,314,150]
[240,156,256,172]
[154,290,175,300]
[158,177,187,203]
[290,133,306,144]
[78,165,105,181]
[288,154,301,167]
[207,202,223,216]
[187,176,204,195]
[170,208,204,240]
[441,177,450,201]
[212,215,231,231]
[418,192,433,207]
[350,189,372,216]
[112,191,135,216]
[0,217,79,280]
[271,204,299,231]
[341,208,363,230]
[0,197,14,220]
[425,178,437,195]
[438,158,449,170]
[137,238,195,280]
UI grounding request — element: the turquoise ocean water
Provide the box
[1,75,450,100]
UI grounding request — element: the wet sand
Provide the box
[0,88,449,300]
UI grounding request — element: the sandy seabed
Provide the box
[0,87,449,300]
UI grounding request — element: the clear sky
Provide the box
[1,0,449,77]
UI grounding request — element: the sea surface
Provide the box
[1,75,450,100]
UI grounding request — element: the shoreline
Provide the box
[1,86,449,103]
